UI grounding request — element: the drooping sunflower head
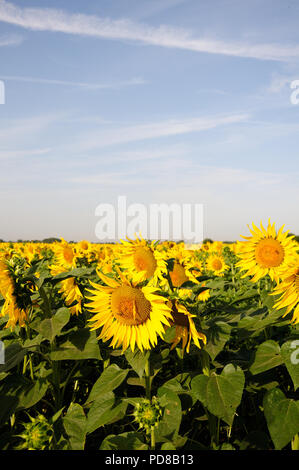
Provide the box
[184,259,203,284]
[197,282,211,302]
[86,270,173,352]
[23,243,39,263]
[167,300,206,354]
[169,261,189,287]
[0,257,32,328]
[236,220,298,283]
[49,264,83,316]
[271,259,299,324]
[165,246,203,287]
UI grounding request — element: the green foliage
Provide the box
[263,388,299,450]
[192,364,245,426]
[0,252,298,451]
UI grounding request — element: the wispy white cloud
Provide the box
[0,147,51,160]
[0,75,146,90]
[105,145,189,163]
[0,0,299,61]
[65,113,249,152]
[0,113,64,144]
[63,145,190,167]
[67,163,290,189]
[0,33,23,46]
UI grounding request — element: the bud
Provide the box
[16,414,53,450]
[132,397,163,433]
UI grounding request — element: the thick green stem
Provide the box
[38,285,52,317]
[200,350,210,376]
[231,264,236,294]
[150,427,156,450]
[145,357,151,401]
[144,356,156,450]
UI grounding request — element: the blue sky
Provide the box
[0,0,298,242]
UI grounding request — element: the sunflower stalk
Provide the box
[37,285,52,318]
[144,355,156,450]
[144,356,151,401]
[22,325,34,380]
[199,349,210,376]
[231,263,236,294]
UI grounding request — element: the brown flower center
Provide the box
[111,285,151,325]
[63,247,74,264]
[255,238,284,268]
[133,247,157,279]
[212,259,223,271]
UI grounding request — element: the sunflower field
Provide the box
[0,220,298,451]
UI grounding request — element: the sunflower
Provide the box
[23,243,39,263]
[86,270,173,352]
[169,261,190,287]
[271,260,299,324]
[177,287,193,300]
[133,397,162,434]
[197,282,211,302]
[236,220,298,283]
[213,241,224,254]
[165,244,203,288]
[0,258,29,328]
[50,265,83,315]
[53,238,76,268]
[119,235,167,285]
[184,259,203,284]
[206,253,229,276]
[200,242,212,252]
[77,240,90,252]
[167,300,206,353]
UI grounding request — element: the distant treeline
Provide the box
[0,234,298,244]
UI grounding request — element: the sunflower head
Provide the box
[53,239,76,268]
[119,235,167,285]
[236,220,298,283]
[169,261,189,287]
[197,283,210,302]
[206,254,229,276]
[271,259,299,324]
[133,397,163,433]
[87,270,173,352]
[0,257,34,328]
[167,300,206,354]
[78,240,90,251]
[17,414,53,450]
